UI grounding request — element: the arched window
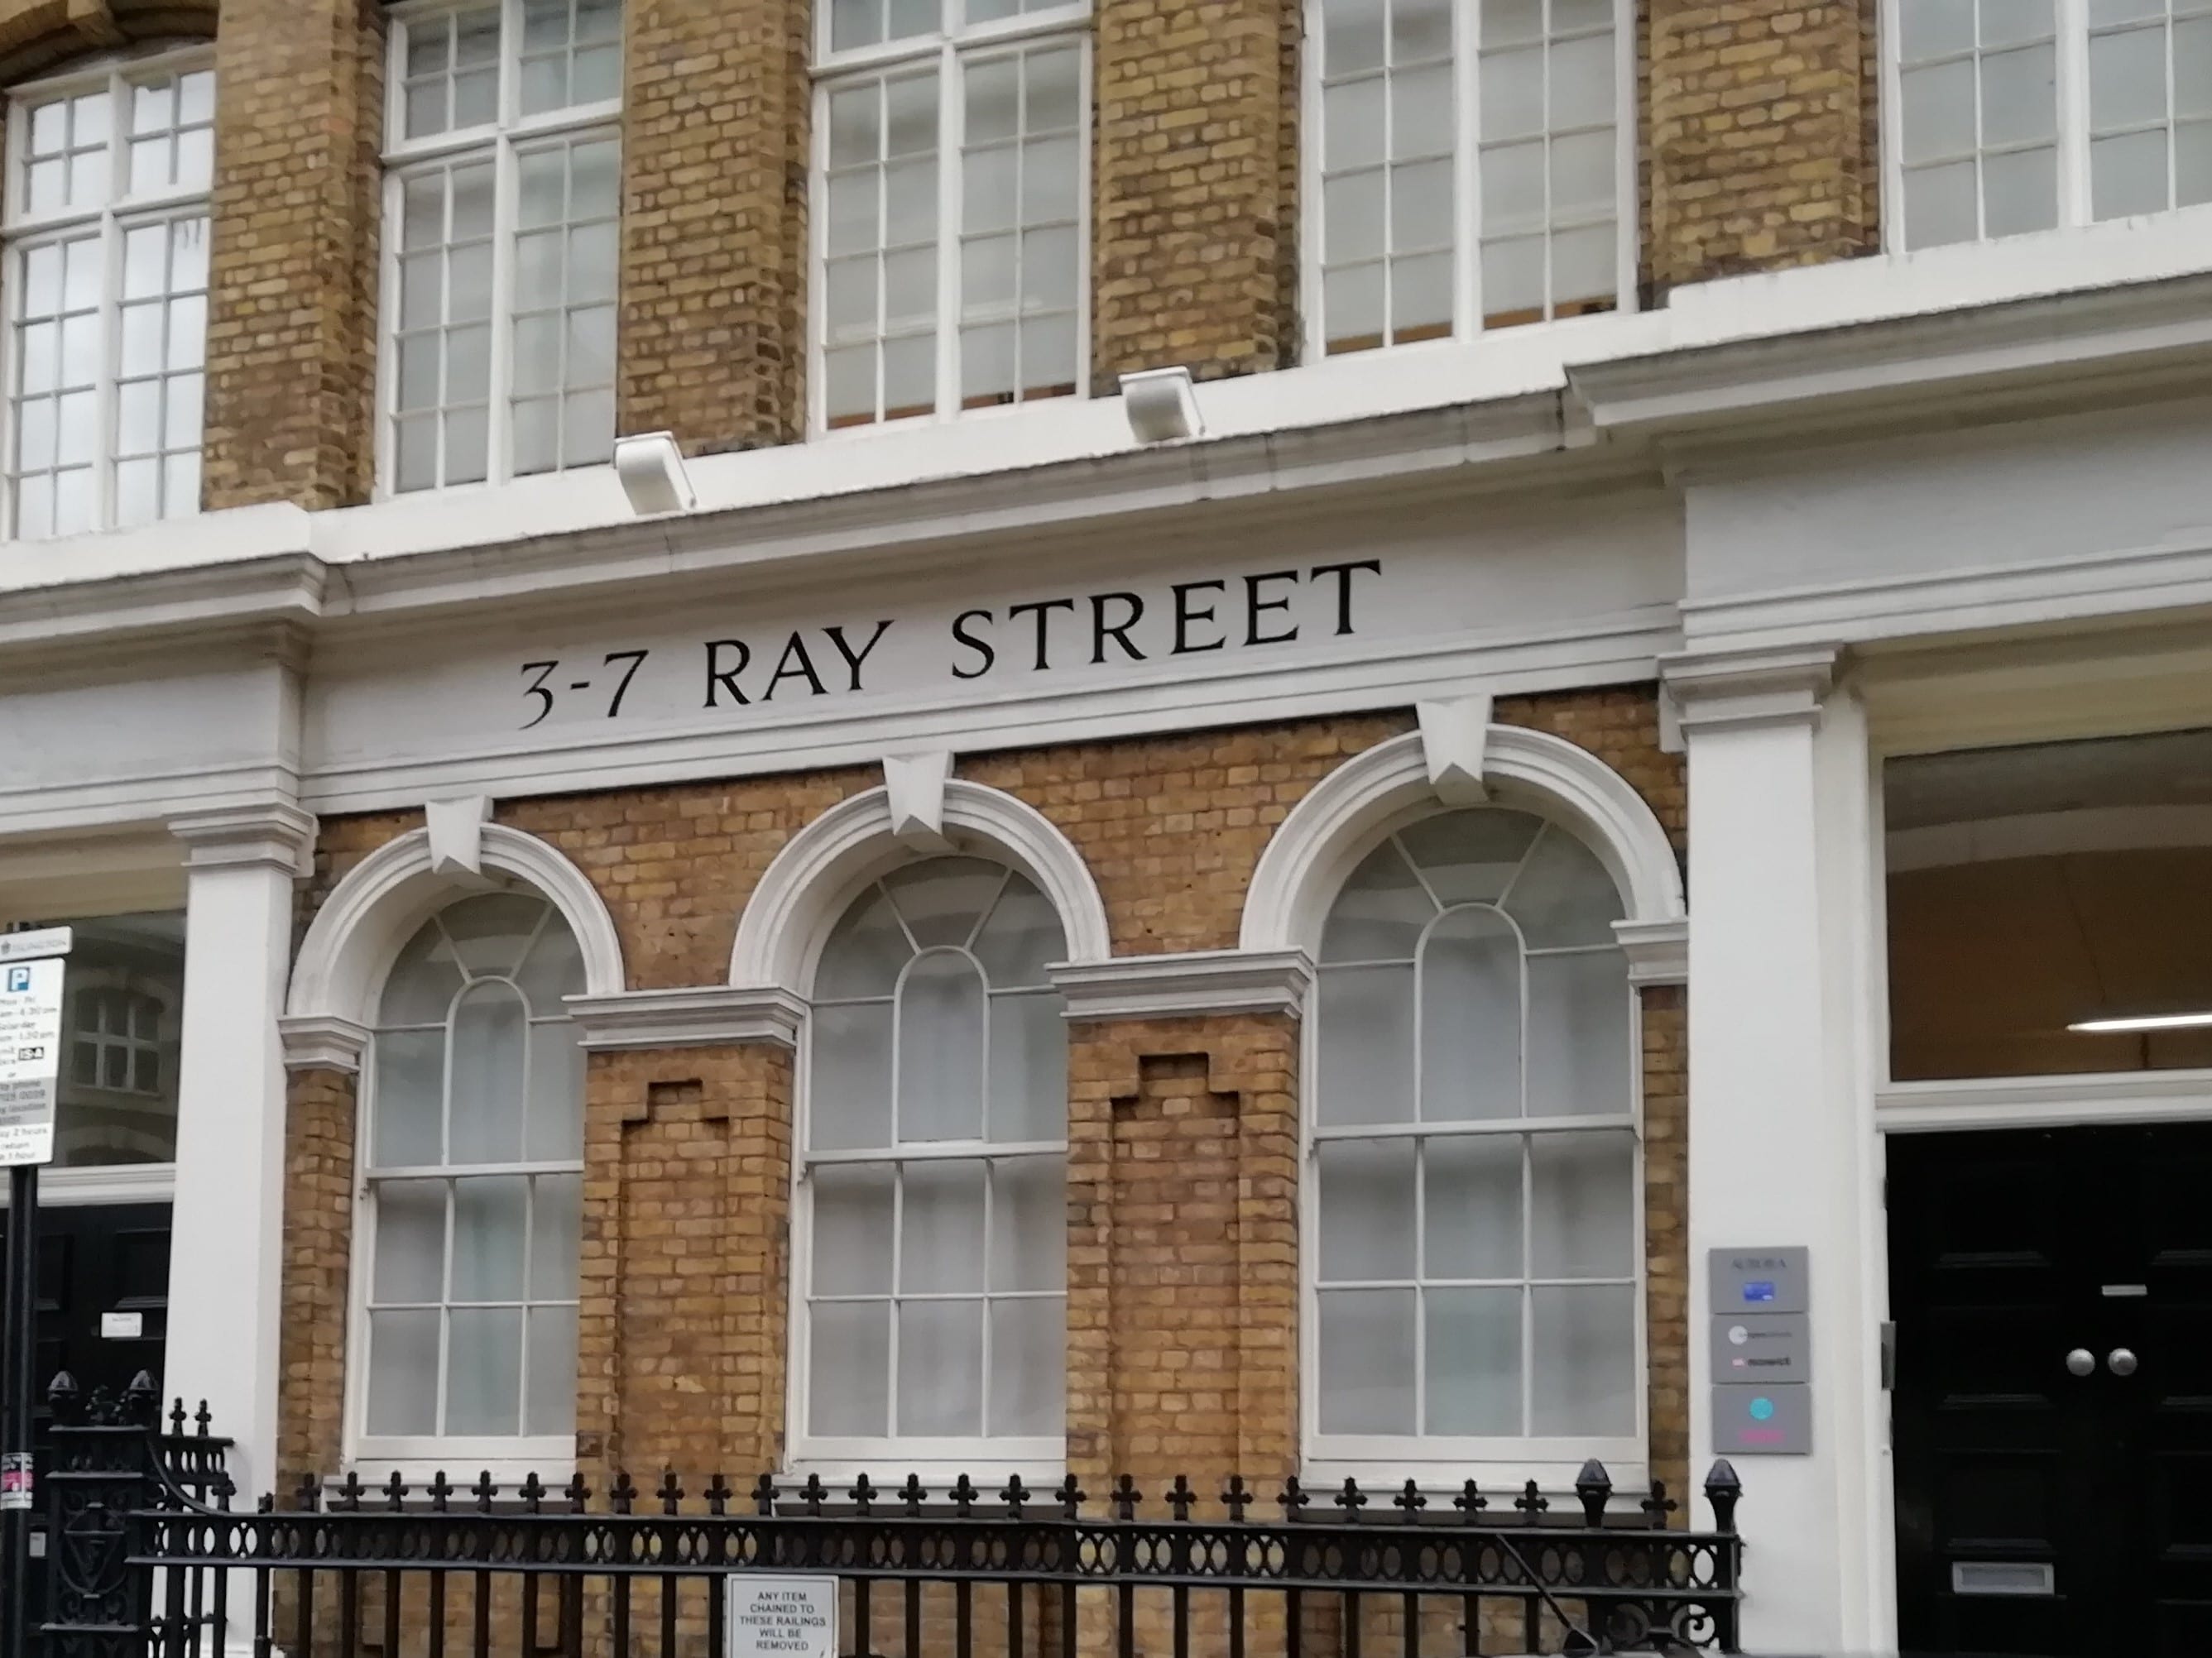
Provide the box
[2,43,214,538]
[1310,807,1639,1458]
[1308,0,1628,357]
[356,890,586,1461]
[799,856,1068,1461]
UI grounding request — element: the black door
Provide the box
[0,1200,170,1634]
[1890,1124,2212,1656]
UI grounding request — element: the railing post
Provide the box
[1704,1459,1744,1654]
[40,1372,159,1658]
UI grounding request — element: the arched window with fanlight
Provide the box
[797,856,1069,1466]
[1308,806,1639,1464]
[353,890,587,1467]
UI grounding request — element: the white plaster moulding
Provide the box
[278,1013,371,1074]
[167,801,317,877]
[1658,644,1839,736]
[300,616,1677,817]
[1240,726,1686,959]
[1048,948,1315,1022]
[1877,1069,2212,1131]
[566,985,808,1052]
[288,822,626,1031]
[730,779,1111,991]
[1614,918,1689,987]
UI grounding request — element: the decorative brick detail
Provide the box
[576,1044,795,1480]
[1089,0,1295,386]
[617,0,811,452]
[200,0,383,510]
[1646,0,1880,287]
[277,1065,357,1493]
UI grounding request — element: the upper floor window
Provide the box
[356,891,586,1464]
[1309,807,1639,1462]
[811,0,1088,429]
[1308,0,1628,357]
[381,0,621,494]
[797,858,1069,1464]
[2,48,213,539]
[71,986,166,1096]
[1893,0,2212,247]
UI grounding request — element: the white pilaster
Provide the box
[1663,645,1890,1656]
[166,803,315,1509]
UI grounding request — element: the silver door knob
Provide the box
[2109,1348,2138,1377]
[2066,1348,2095,1377]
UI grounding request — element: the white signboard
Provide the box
[0,927,71,964]
[0,955,65,1167]
[724,1576,837,1658]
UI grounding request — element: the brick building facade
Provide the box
[10,0,2212,1653]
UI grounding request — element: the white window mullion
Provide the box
[490,132,518,485]
[2057,0,2094,226]
[95,205,122,530]
[938,42,962,419]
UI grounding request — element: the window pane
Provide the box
[452,1176,529,1301]
[446,1307,524,1435]
[810,1301,891,1435]
[2090,25,2168,130]
[1425,1287,1521,1435]
[1503,826,1622,947]
[1524,949,1630,1118]
[987,1154,1064,1291]
[1316,963,1416,1125]
[896,951,987,1142]
[367,1310,441,1435]
[1528,1130,1635,1279]
[1322,837,1433,962]
[381,918,466,1024]
[1981,43,2057,148]
[988,1295,1063,1436]
[525,1305,579,1435]
[525,1023,584,1160]
[373,1180,448,1304]
[885,858,1005,948]
[986,990,1066,1143]
[813,1162,896,1295]
[898,1297,984,1435]
[1399,809,1543,906]
[528,1172,582,1301]
[1903,160,1979,248]
[1317,1287,1417,1434]
[443,893,546,977]
[817,886,913,999]
[1424,1133,1522,1278]
[971,874,1064,987]
[810,1000,894,1149]
[2093,127,2170,219]
[514,917,586,1009]
[373,1029,447,1167]
[1326,0,1388,74]
[1530,1282,1634,1435]
[1984,145,2059,237]
[900,1158,986,1292]
[449,982,529,1162]
[1318,1138,1418,1282]
[1419,908,1522,1122]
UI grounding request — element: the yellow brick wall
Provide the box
[282,692,1689,1513]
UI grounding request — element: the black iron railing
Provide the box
[28,1378,1746,1658]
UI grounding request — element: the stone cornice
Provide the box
[1658,645,1839,736]
[1614,918,1689,987]
[565,985,808,1052]
[167,801,317,877]
[1048,949,1314,1023]
[278,1013,369,1074]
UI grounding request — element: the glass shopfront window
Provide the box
[2,911,185,1165]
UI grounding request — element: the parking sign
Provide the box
[0,955,64,1167]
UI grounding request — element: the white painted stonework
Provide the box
[7,232,2212,1658]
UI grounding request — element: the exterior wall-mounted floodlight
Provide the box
[614,430,697,515]
[1119,366,1203,443]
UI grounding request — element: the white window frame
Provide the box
[1879,0,2212,249]
[807,0,1094,435]
[69,985,166,1097]
[0,43,214,542]
[1297,0,1639,363]
[377,0,621,498]
[786,863,1069,1483]
[342,903,585,1479]
[1298,807,1648,1488]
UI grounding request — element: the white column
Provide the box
[165,803,315,1508]
[1665,647,1890,1657]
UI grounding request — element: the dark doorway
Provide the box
[0,1200,170,1635]
[1889,1123,2212,1656]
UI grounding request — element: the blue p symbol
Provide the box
[5,967,28,993]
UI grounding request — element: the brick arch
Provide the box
[0,1,215,87]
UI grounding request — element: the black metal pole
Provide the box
[0,1161,35,1658]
